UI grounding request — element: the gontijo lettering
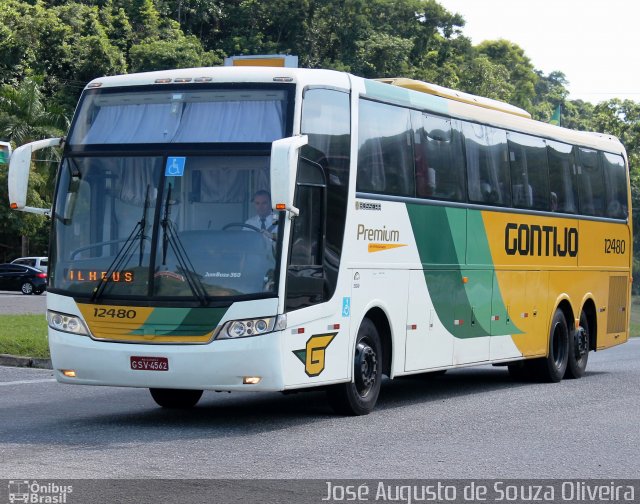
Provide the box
[505,223,578,257]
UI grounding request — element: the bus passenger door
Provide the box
[404,270,453,371]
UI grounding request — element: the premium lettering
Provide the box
[357,224,399,242]
[505,223,578,257]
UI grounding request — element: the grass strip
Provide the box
[0,314,49,359]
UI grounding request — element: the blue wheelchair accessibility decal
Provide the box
[342,297,351,317]
[165,157,186,177]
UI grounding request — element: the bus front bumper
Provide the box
[48,329,285,391]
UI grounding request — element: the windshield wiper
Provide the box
[159,183,209,305]
[90,186,151,302]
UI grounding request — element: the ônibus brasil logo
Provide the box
[7,480,73,504]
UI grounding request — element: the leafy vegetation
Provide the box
[0,0,639,285]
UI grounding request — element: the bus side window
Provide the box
[577,147,605,217]
[601,152,628,219]
[357,99,414,197]
[415,113,465,202]
[289,172,323,267]
[463,122,511,206]
[547,140,578,213]
[285,156,326,311]
[507,132,549,211]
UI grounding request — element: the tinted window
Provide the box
[301,88,350,257]
[414,113,466,201]
[300,88,351,302]
[290,185,323,266]
[601,152,628,219]
[507,132,549,210]
[577,148,605,216]
[357,99,414,196]
[547,141,578,213]
[463,122,511,205]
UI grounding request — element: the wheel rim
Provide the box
[22,282,33,294]
[551,321,567,368]
[575,314,589,361]
[575,326,588,358]
[354,339,377,398]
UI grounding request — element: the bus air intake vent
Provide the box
[607,276,628,334]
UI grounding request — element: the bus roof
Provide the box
[84,67,625,157]
[376,77,532,119]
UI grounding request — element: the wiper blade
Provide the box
[90,186,151,302]
[139,186,150,267]
[160,183,209,305]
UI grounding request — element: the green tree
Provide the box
[475,39,539,110]
[0,77,67,146]
[130,35,221,72]
[458,54,514,101]
[0,77,68,258]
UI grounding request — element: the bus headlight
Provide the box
[47,310,89,336]
[218,315,286,339]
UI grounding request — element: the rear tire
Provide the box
[149,388,203,408]
[565,310,590,379]
[327,318,382,415]
[532,308,569,382]
[21,282,34,295]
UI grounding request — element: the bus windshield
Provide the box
[51,154,282,302]
[68,87,288,145]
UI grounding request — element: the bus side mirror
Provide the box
[8,137,62,216]
[270,135,308,217]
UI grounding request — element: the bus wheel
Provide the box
[327,318,382,416]
[565,310,590,379]
[149,388,203,408]
[533,309,569,382]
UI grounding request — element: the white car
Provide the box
[11,256,48,273]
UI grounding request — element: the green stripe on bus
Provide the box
[129,307,227,336]
[406,204,521,338]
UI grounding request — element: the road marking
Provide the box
[0,379,56,386]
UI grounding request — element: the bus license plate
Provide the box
[130,356,169,371]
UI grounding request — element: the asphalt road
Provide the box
[1,339,639,481]
[0,290,47,315]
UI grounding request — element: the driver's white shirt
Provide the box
[245,213,278,231]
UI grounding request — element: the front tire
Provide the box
[149,388,203,408]
[327,318,382,415]
[565,310,590,379]
[532,308,569,382]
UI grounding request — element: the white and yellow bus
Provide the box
[8,65,631,415]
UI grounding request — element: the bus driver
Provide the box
[245,190,278,235]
